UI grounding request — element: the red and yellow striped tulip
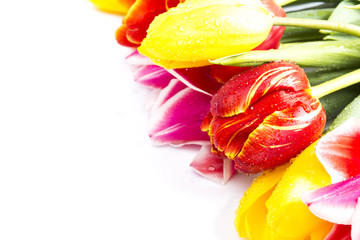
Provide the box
[202,61,326,173]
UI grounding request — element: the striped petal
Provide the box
[167,66,222,96]
[302,175,360,225]
[210,61,310,117]
[204,62,325,173]
[190,145,236,184]
[315,118,360,183]
[148,79,211,146]
[134,65,173,89]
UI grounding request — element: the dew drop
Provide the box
[208,165,215,171]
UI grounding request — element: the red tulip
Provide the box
[115,0,184,47]
[202,61,326,174]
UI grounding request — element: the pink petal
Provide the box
[168,66,223,96]
[134,65,173,89]
[125,50,153,66]
[148,79,211,146]
[190,144,236,184]
[315,118,360,183]
[302,175,360,225]
[351,198,360,240]
[324,224,351,240]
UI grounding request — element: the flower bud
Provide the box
[202,61,326,173]
[138,0,274,69]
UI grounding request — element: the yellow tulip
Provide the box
[89,0,135,14]
[138,0,273,69]
[235,141,334,240]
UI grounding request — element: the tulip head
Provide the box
[202,61,326,173]
[235,141,333,239]
[138,0,274,69]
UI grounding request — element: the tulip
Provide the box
[234,141,333,240]
[89,0,135,14]
[301,118,360,240]
[116,0,184,47]
[202,61,326,174]
[138,0,274,69]
[126,50,236,183]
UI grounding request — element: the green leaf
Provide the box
[320,84,360,121]
[328,93,360,130]
[211,39,360,70]
[321,0,360,40]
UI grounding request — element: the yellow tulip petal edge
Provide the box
[235,141,334,240]
[89,0,134,14]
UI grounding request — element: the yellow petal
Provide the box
[235,163,290,238]
[265,141,331,239]
[310,222,334,240]
[89,0,134,14]
[138,0,273,69]
[244,190,273,240]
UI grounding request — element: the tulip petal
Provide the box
[168,67,222,96]
[148,79,211,146]
[211,61,310,117]
[234,162,290,238]
[138,1,273,69]
[134,65,173,89]
[351,198,360,240]
[237,93,325,173]
[190,144,236,184]
[315,118,360,183]
[205,61,326,173]
[125,50,155,66]
[310,222,334,240]
[89,0,135,14]
[265,141,331,239]
[116,0,177,46]
[324,224,351,240]
[302,175,360,225]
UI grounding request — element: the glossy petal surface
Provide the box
[205,62,325,173]
[116,0,183,47]
[324,224,352,240]
[265,142,331,239]
[235,142,332,239]
[138,0,273,68]
[168,66,222,96]
[302,175,360,224]
[148,79,211,146]
[211,62,310,117]
[190,144,236,184]
[315,118,360,183]
[134,65,173,89]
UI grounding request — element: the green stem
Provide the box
[273,17,360,38]
[312,69,360,98]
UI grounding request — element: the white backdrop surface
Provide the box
[0,1,253,239]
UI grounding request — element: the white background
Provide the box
[0,1,253,239]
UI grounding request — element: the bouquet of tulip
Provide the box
[89,0,360,239]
